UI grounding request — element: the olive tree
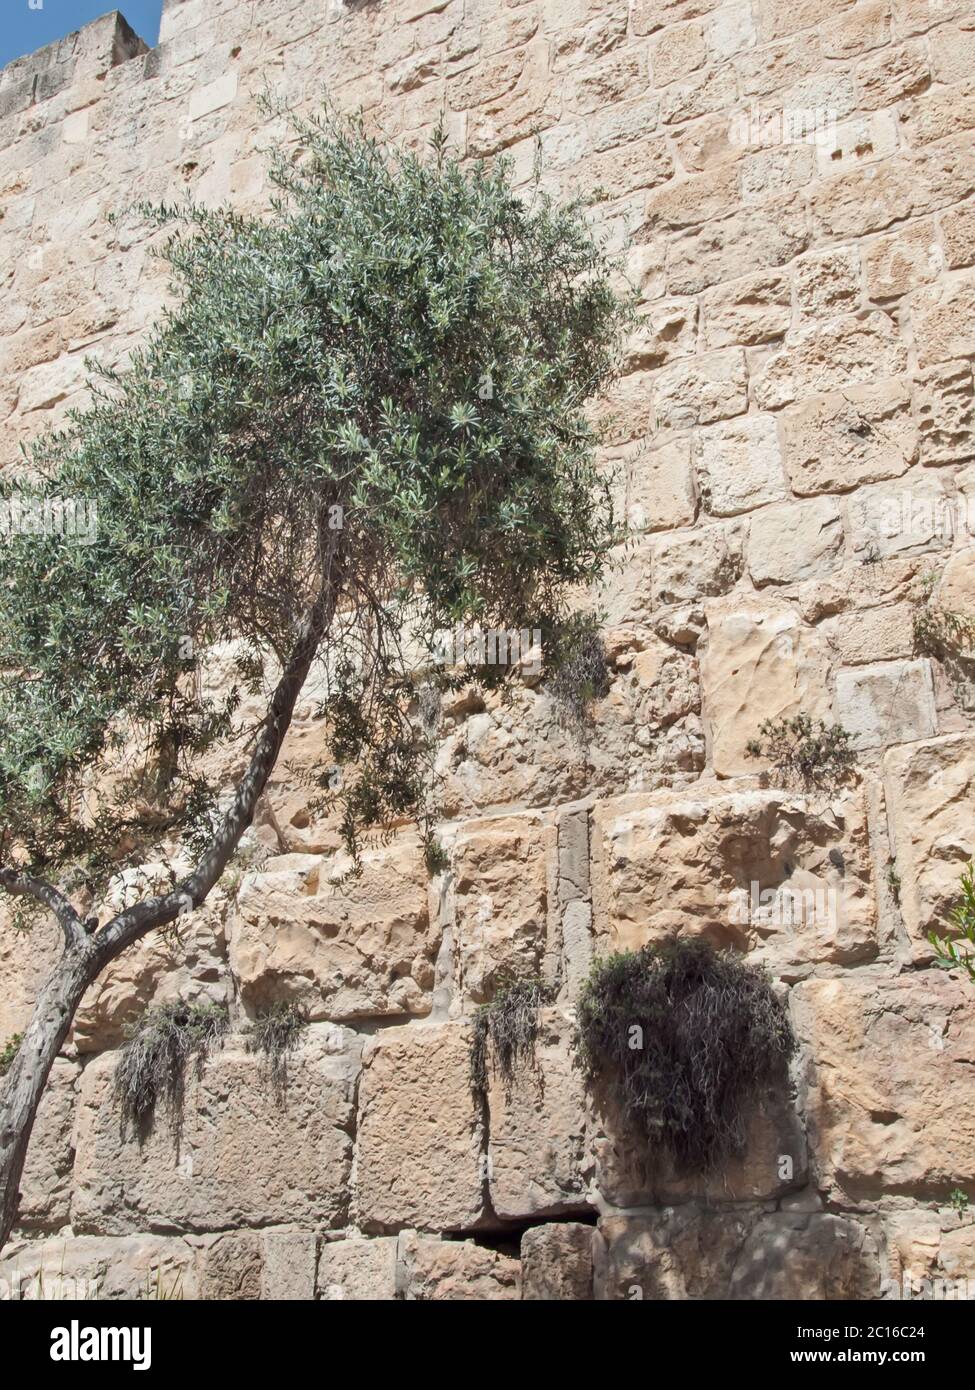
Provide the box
[0,108,628,1250]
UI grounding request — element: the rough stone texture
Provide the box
[486,1009,590,1220]
[0,1234,198,1301]
[355,1024,484,1233]
[793,975,975,1201]
[317,1237,398,1301]
[594,1209,880,1300]
[5,0,975,1301]
[521,1222,594,1301]
[396,1231,520,1301]
[592,783,877,975]
[884,733,975,950]
[72,1028,360,1235]
[230,836,439,1022]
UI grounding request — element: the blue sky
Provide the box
[1,1,163,70]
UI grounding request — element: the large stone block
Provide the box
[793,974,975,1200]
[884,733,975,948]
[356,1023,484,1233]
[0,1234,198,1301]
[591,783,877,973]
[18,1058,78,1231]
[781,379,917,495]
[452,813,555,1002]
[396,1231,519,1300]
[230,836,439,1022]
[835,659,938,750]
[521,1222,594,1301]
[699,597,832,776]
[72,1027,360,1235]
[317,1237,398,1301]
[486,1009,590,1220]
[594,1208,880,1300]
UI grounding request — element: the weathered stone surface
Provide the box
[915,360,975,467]
[262,1230,317,1300]
[699,597,832,776]
[747,497,844,586]
[695,413,787,515]
[197,1232,262,1300]
[753,312,908,411]
[0,1234,198,1301]
[794,974,975,1200]
[356,1024,483,1233]
[781,379,917,495]
[317,1237,398,1301]
[396,1231,520,1300]
[884,733,975,948]
[72,1028,360,1235]
[594,1209,880,1300]
[592,782,876,973]
[452,813,554,1002]
[521,1222,594,1301]
[835,659,938,749]
[486,1009,590,1220]
[230,836,438,1022]
[623,435,698,534]
[651,521,744,607]
[700,271,791,348]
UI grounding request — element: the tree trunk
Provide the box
[0,567,341,1255]
[0,943,98,1251]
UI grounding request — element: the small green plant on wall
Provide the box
[746,714,856,792]
[575,938,796,1174]
[929,863,975,984]
[113,1000,229,1139]
[0,1035,22,1080]
[469,976,549,1101]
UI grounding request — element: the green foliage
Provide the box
[746,714,856,792]
[912,571,975,661]
[112,1000,229,1138]
[947,1188,971,1217]
[0,1033,22,1079]
[576,939,796,1174]
[469,976,548,1100]
[546,612,610,731]
[928,862,975,984]
[244,1001,307,1100]
[0,103,630,895]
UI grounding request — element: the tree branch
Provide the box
[94,567,341,964]
[0,868,86,951]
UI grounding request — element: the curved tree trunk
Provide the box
[0,570,340,1255]
[0,944,98,1251]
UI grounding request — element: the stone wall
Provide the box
[2,0,975,1300]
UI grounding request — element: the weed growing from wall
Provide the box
[576,939,795,1173]
[113,1000,229,1139]
[0,1035,21,1079]
[547,613,610,732]
[244,1001,307,1101]
[469,976,548,1100]
[746,714,856,792]
[929,863,975,984]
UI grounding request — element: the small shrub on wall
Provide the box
[575,938,795,1174]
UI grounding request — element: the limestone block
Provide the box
[197,1232,262,1300]
[651,521,744,607]
[915,360,975,467]
[653,348,748,429]
[317,1237,398,1301]
[835,659,937,749]
[594,1209,879,1300]
[72,1027,360,1235]
[621,434,697,535]
[794,245,861,320]
[486,1009,591,1220]
[747,497,844,586]
[884,733,975,946]
[699,597,832,776]
[700,270,791,348]
[521,1222,594,1300]
[19,1058,78,1230]
[848,473,952,560]
[230,835,438,1022]
[666,198,809,294]
[596,778,872,949]
[356,1024,484,1233]
[261,1231,317,1300]
[396,1231,519,1300]
[0,1234,198,1301]
[752,312,908,412]
[793,974,975,1199]
[912,273,975,369]
[452,813,554,1002]
[695,413,787,516]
